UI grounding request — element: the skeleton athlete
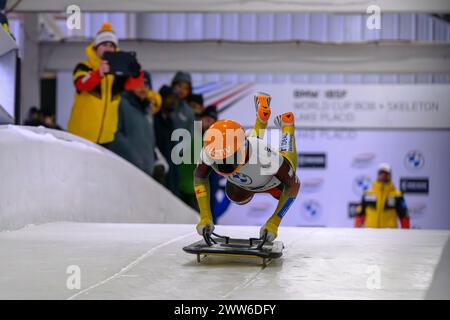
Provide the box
[194,92,301,241]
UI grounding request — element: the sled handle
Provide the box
[212,232,230,244]
[258,231,268,249]
[250,231,268,249]
[202,228,213,246]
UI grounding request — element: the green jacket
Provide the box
[109,91,156,176]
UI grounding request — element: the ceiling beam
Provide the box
[9,0,450,14]
[39,40,450,74]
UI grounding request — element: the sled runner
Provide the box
[183,231,284,267]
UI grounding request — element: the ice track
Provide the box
[0,222,448,299]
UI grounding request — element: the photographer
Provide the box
[68,22,141,146]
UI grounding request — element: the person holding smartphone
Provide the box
[68,22,142,147]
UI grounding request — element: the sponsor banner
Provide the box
[400,178,430,194]
[218,129,450,229]
[348,202,360,218]
[298,153,327,168]
[220,84,450,129]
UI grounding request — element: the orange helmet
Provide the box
[202,119,247,176]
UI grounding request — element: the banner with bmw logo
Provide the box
[216,82,449,229]
[218,128,450,230]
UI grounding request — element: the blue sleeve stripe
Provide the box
[277,197,295,218]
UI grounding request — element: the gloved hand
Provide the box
[400,216,410,229]
[354,215,364,228]
[147,90,162,114]
[259,220,278,242]
[196,218,215,237]
[254,91,271,123]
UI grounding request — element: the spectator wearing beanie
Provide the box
[67,22,142,146]
[188,93,204,116]
[199,105,218,133]
[170,71,195,134]
[109,71,162,177]
[166,72,199,207]
[171,71,192,101]
[24,106,43,127]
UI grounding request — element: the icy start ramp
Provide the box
[0,125,197,231]
[0,222,448,300]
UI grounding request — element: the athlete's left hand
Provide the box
[260,221,278,242]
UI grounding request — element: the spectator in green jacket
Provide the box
[154,85,181,196]
[109,71,160,177]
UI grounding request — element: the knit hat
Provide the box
[171,71,192,86]
[200,105,218,121]
[188,94,204,106]
[378,162,392,174]
[94,22,118,48]
[159,85,175,99]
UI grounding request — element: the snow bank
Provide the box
[0,125,198,231]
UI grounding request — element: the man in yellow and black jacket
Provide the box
[355,163,410,229]
[68,22,141,146]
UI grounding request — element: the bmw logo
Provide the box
[404,150,424,170]
[352,175,372,196]
[301,200,322,222]
[230,172,252,185]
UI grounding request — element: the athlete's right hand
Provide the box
[196,219,215,237]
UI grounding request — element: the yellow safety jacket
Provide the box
[358,181,408,228]
[68,44,126,144]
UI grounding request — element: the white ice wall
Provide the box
[0,125,198,231]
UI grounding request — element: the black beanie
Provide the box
[200,105,218,120]
[159,85,174,99]
[188,94,204,106]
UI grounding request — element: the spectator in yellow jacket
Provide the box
[355,163,410,229]
[68,22,141,146]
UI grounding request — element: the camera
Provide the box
[103,51,141,78]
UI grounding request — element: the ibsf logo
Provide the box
[230,172,252,185]
[408,202,427,217]
[404,150,424,170]
[352,152,376,168]
[301,200,322,222]
[300,178,324,193]
[353,175,372,196]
